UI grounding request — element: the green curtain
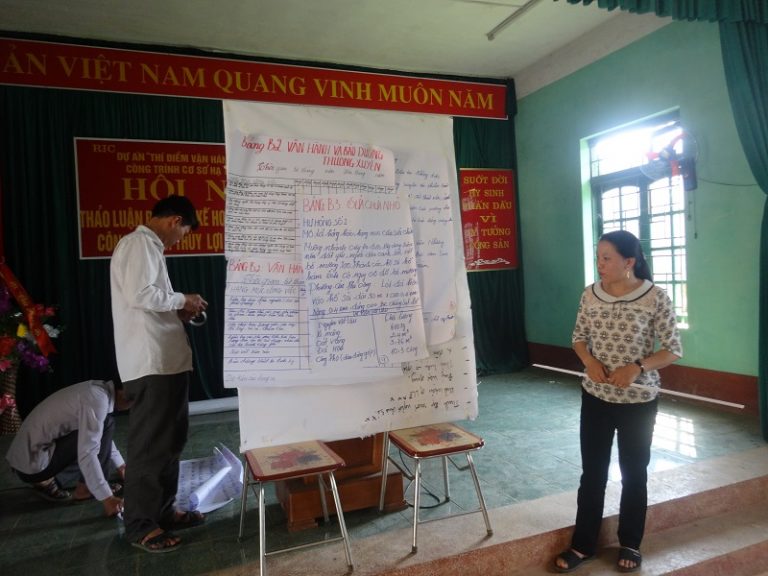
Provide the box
[564,0,768,438]
[720,21,768,439]
[563,0,768,22]
[0,62,525,411]
[454,80,529,374]
[0,86,229,415]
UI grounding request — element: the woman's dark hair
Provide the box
[599,230,653,281]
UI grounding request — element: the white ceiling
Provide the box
[0,0,670,98]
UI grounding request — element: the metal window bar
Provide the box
[595,175,688,326]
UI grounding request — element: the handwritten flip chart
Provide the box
[224,133,431,383]
[223,254,404,386]
[224,100,478,449]
[302,191,427,367]
[398,152,457,345]
[236,337,477,448]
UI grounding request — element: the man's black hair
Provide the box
[152,195,200,230]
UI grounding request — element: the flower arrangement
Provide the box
[0,393,15,415]
[0,284,61,373]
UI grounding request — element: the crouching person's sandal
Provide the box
[553,549,594,573]
[32,479,71,502]
[617,547,642,573]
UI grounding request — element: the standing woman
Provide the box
[554,230,682,573]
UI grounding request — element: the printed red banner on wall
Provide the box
[459,169,518,271]
[75,138,226,259]
[1,38,507,119]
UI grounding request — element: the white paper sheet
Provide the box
[223,254,404,387]
[398,152,458,345]
[224,131,436,385]
[176,444,243,513]
[302,190,428,367]
[238,336,477,449]
[223,101,478,449]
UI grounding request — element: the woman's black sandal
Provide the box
[617,547,642,573]
[553,549,594,573]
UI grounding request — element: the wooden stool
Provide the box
[378,422,493,552]
[238,440,354,576]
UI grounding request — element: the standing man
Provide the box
[110,195,208,553]
[5,379,129,517]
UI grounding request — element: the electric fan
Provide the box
[640,129,699,191]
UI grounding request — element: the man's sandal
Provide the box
[161,510,205,531]
[617,547,642,573]
[131,531,181,554]
[32,479,71,502]
[553,549,594,573]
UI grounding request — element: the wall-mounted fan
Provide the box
[641,130,699,191]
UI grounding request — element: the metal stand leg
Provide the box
[238,462,250,541]
[259,483,267,576]
[411,459,421,553]
[378,434,390,512]
[328,471,354,569]
[466,452,493,535]
[318,474,330,523]
[442,456,450,501]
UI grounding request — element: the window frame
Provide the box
[587,118,689,328]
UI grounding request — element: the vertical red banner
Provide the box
[459,168,518,271]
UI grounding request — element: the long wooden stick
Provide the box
[532,363,745,410]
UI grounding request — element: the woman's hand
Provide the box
[574,341,609,384]
[608,363,642,388]
[583,358,610,384]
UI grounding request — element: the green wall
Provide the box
[516,21,763,376]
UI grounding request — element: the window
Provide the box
[588,113,689,328]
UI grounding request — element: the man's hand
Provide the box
[102,495,124,517]
[177,309,196,322]
[182,294,207,315]
[179,294,207,323]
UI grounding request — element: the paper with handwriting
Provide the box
[224,133,464,386]
[223,101,477,448]
[237,337,477,448]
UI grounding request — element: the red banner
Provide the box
[75,138,226,258]
[459,169,518,271]
[1,38,507,119]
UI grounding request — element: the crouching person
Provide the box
[5,379,132,517]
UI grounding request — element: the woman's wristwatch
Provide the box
[634,359,646,373]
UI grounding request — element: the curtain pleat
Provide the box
[720,21,768,439]
[563,0,768,22]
